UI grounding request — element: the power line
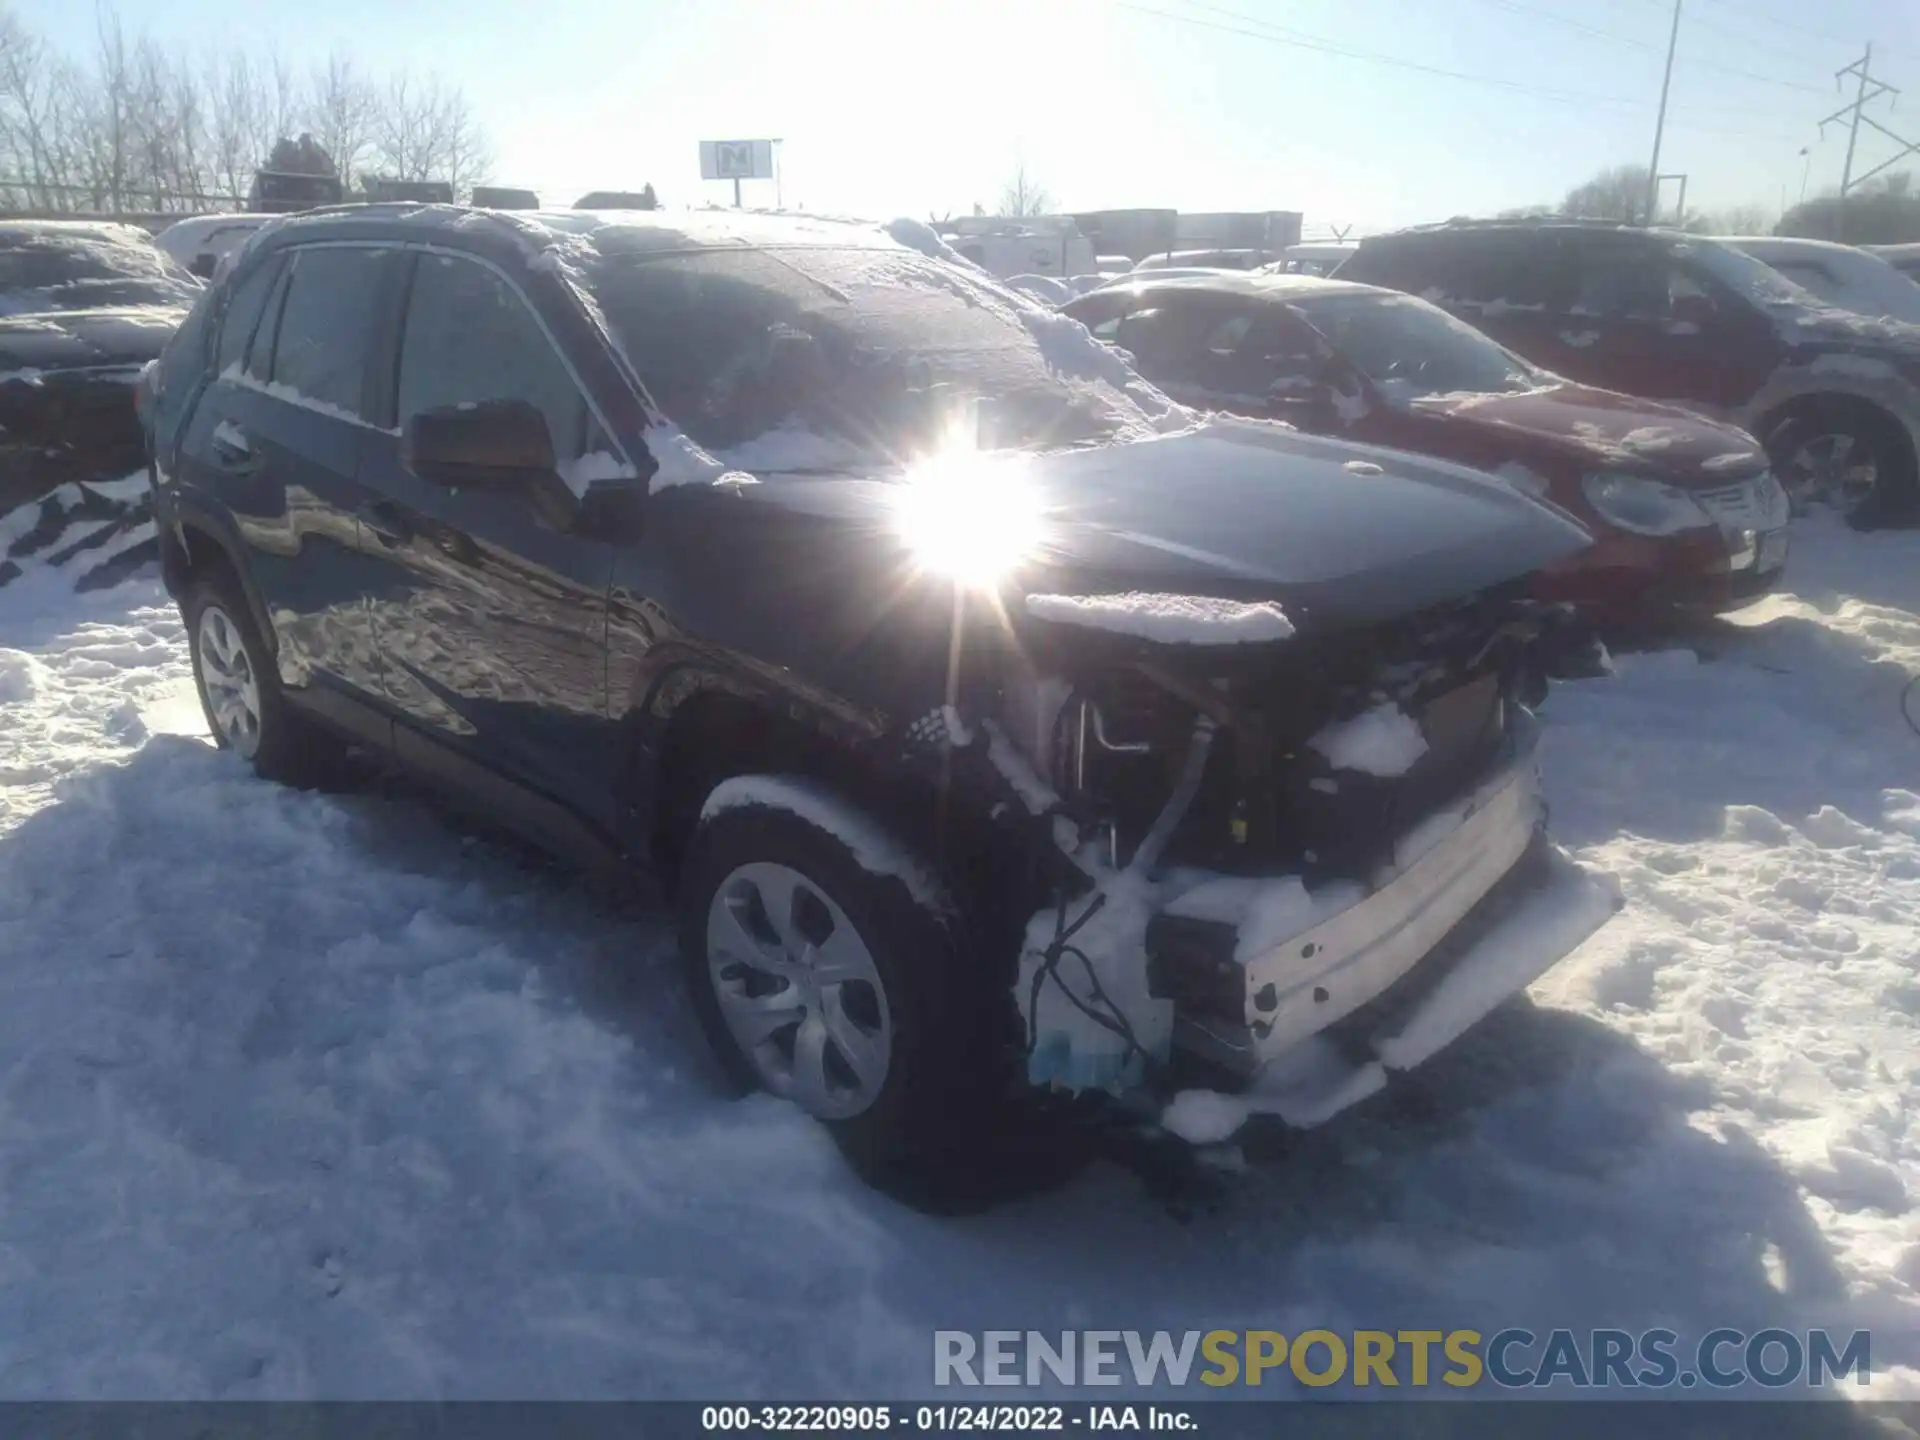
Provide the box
[1123,0,1635,104]
[1114,0,1815,137]
[1689,0,1918,60]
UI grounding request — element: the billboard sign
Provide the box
[699,140,775,181]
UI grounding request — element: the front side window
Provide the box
[1291,292,1540,399]
[269,247,385,414]
[396,253,589,461]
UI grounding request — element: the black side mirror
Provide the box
[402,398,578,530]
[189,254,217,279]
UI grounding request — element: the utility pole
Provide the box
[1643,0,1683,226]
[1818,47,1911,241]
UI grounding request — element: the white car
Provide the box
[1864,243,1920,286]
[1717,235,1920,324]
[153,214,275,281]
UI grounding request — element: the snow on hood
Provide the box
[1023,591,1295,645]
[1004,273,1074,307]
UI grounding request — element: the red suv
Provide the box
[1338,220,1920,528]
[1064,272,1791,621]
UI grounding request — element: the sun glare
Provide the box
[892,448,1044,588]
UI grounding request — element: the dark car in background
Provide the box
[1064,273,1790,621]
[1336,220,1920,527]
[144,205,1616,1201]
[0,220,200,515]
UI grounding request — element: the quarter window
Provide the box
[396,253,589,461]
[216,254,284,376]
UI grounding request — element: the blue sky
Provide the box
[14,0,1920,232]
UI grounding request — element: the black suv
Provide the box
[146,205,1617,1198]
[1339,220,1920,525]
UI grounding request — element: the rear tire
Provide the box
[182,573,344,786]
[1764,400,1917,529]
[676,782,1022,1209]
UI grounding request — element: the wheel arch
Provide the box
[634,669,895,890]
[160,506,276,655]
[1746,372,1920,478]
[631,667,1031,957]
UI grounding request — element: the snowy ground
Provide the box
[1,513,1919,1412]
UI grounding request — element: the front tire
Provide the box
[676,783,1015,1207]
[182,574,342,786]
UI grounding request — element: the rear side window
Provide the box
[215,254,284,376]
[395,253,589,461]
[267,247,385,415]
[1348,234,1568,311]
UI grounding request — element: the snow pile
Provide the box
[1024,593,1295,645]
[1004,274,1073,307]
[1307,701,1427,777]
[1163,1036,1389,1142]
[880,217,983,272]
[1,471,157,597]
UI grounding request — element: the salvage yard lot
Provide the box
[0,514,1917,1402]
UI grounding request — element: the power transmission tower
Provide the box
[1818,46,1919,238]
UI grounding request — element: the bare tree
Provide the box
[0,5,493,214]
[1682,202,1776,236]
[998,162,1053,217]
[0,11,78,208]
[204,49,265,204]
[1561,163,1650,224]
[369,70,490,196]
[305,51,374,188]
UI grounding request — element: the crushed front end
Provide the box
[945,582,1620,1141]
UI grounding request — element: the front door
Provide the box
[357,248,624,841]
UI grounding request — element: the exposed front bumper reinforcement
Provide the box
[1156,709,1621,1112]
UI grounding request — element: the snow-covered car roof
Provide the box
[0,219,160,248]
[154,213,270,253]
[254,202,916,259]
[1080,271,1382,302]
[1717,235,1920,324]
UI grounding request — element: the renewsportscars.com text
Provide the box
[933,1329,1871,1390]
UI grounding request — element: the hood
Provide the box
[1779,304,1920,361]
[0,305,186,377]
[712,419,1592,634]
[1405,383,1767,481]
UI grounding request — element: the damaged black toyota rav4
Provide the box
[146,206,1620,1200]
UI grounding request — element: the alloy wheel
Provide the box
[705,861,893,1120]
[197,604,263,759]
[1779,430,1879,516]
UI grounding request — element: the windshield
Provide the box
[1671,237,1818,311]
[1289,291,1540,398]
[0,231,200,314]
[585,244,1165,468]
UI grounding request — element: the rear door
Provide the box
[357,247,622,846]
[171,242,396,733]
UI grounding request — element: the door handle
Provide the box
[210,419,258,472]
[359,497,415,543]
